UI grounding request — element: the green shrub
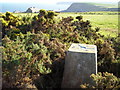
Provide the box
[76,15,83,21]
[2,10,120,89]
[39,9,47,16]
[80,72,120,89]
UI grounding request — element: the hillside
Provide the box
[62,3,118,12]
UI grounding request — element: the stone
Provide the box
[61,43,97,88]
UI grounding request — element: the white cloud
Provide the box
[0,0,56,4]
[0,0,119,3]
[61,0,119,2]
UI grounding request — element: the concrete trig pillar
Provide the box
[62,43,97,88]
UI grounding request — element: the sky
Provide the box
[0,0,119,4]
[0,0,119,12]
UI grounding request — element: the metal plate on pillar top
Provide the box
[68,43,97,53]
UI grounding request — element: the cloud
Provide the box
[0,0,119,3]
[0,0,56,4]
[60,0,118,2]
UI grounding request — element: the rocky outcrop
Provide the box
[25,7,40,13]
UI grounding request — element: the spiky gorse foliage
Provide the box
[1,10,120,88]
[2,31,66,88]
[0,12,33,39]
[80,72,120,89]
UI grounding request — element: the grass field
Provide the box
[13,12,118,37]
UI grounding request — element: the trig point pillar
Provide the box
[62,43,97,88]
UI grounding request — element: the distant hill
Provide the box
[61,3,119,12]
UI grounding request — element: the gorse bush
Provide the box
[2,31,66,88]
[0,12,32,39]
[2,33,51,87]
[80,72,120,89]
[1,10,120,89]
